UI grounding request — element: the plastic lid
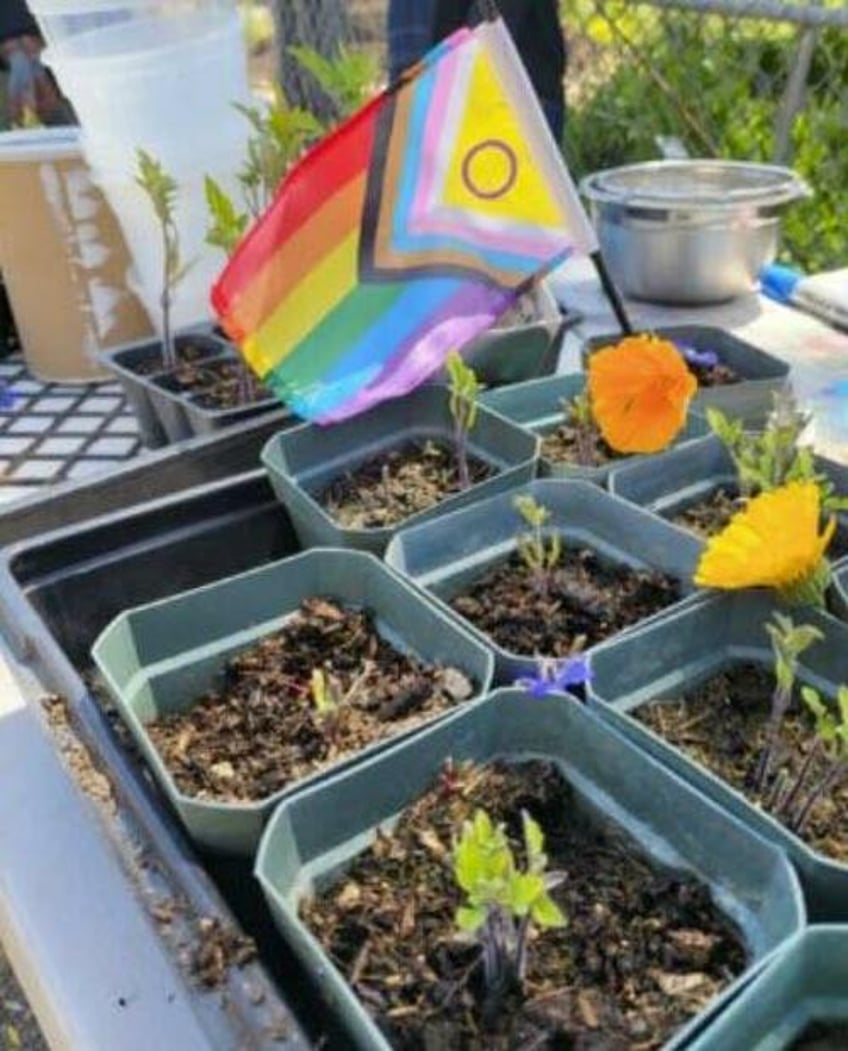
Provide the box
[0,127,80,163]
[29,0,223,13]
[581,160,810,209]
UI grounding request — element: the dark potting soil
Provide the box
[132,341,212,377]
[791,1021,848,1050]
[319,439,495,530]
[637,663,848,862]
[451,550,681,657]
[147,598,475,803]
[188,360,271,410]
[301,759,746,1050]
[684,358,739,387]
[671,486,848,559]
[672,486,741,539]
[541,421,625,469]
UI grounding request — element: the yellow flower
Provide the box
[587,335,697,454]
[694,481,836,606]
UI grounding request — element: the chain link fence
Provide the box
[267,0,846,272]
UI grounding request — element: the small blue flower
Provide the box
[677,343,720,370]
[515,655,592,698]
[0,385,16,412]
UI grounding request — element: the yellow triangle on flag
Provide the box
[440,46,564,229]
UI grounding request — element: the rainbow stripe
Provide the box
[212,21,597,423]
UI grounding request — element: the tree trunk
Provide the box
[271,0,351,119]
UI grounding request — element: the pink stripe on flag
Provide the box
[406,41,568,261]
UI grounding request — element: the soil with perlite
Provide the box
[179,360,271,410]
[672,486,741,539]
[133,339,214,377]
[319,440,494,529]
[671,485,848,559]
[541,420,626,469]
[451,549,681,657]
[683,357,739,387]
[637,662,848,862]
[301,759,746,1049]
[147,598,475,803]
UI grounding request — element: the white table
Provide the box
[548,257,848,462]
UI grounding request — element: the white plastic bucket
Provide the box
[30,0,232,51]
[87,156,241,331]
[43,10,250,164]
[78,118,248,181]
[0,128,153,382]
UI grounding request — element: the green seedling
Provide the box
[310,667,342,718]
[204,176,249,257]
[135,149,192,371]
[203,176,257,403]
[755,613,823,791]
[309,661,374,740]
[454,808,565,1002]
[514,495,561,598]
[708,392,848,513]
[289,44,378,121]
[770,685,848,834]
[234,88,323,215]
[562,392,597,467]
[446,351,482,490]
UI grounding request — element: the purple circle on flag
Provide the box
[461,139,518,200]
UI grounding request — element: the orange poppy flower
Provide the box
[587,335,698,454]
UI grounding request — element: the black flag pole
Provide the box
[591,250,634,335]
[476,0,501,22]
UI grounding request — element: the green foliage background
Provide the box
[561,0,847,273]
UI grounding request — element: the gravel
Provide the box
[1,951,47,1050]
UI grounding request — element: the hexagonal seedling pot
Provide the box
[608,434,737,519]
[688,927,848,1051]
[584,325,790,426]
[588,590,848,920]
[608,435,848,576]
[480,372,707,484]
[91,549,494,856]
[261,384,539,557]
[384,478,703,683]
[255,690,804,1051]
[433,279,569,389]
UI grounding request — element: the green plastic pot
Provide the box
[607,436,848,625]
[255,690,804,1051]
[588,590,848,920]
[435,315,570,390]
[384,478,704,683]
[608,434,737,518]
[584,324,790,426]
[480,372,707,483]
[261,384,539,556]
[609,434,848,524]
[689,927,848,1051]
[91,548,494,856]
[832,564,848,622]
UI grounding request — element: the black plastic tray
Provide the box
[0,409,288,550]
[0,459,346,1048]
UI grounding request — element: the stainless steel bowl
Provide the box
[580,160,811,305]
